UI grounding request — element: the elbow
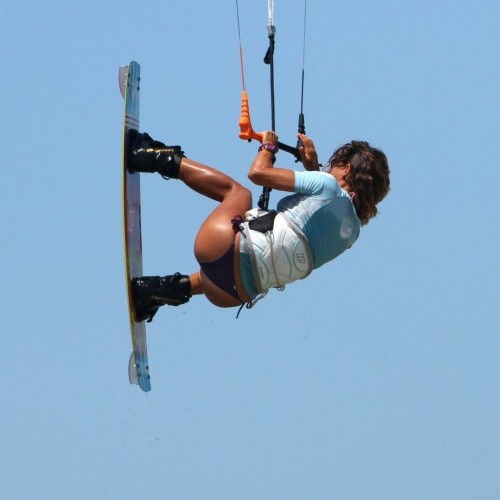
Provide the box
[248,167,264,186]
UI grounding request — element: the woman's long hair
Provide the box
[328,141,390,225]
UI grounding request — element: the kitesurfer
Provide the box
[127,129,390,322]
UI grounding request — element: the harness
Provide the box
[240,209,313,294]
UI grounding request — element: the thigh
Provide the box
[194,186,252,263]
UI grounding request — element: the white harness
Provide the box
[241,210,313,294]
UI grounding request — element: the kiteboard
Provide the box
[119,61,151,392]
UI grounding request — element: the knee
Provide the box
[232,182,252,205]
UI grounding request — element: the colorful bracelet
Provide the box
[258,143,279,155]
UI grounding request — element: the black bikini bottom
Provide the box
[199,244,240,300]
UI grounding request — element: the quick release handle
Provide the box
[239,91,300,160]
[239,91,263,142]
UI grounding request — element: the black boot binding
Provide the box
[132,273,191,323]
[126,130,185,179]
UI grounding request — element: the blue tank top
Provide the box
[276,171,360,269]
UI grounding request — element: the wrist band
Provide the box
[258,143,279,155]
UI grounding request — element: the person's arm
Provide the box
[248,131,319,191]
[248,156,294,192]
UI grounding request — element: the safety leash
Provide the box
[235,0,308,209]
[258,0,277,210]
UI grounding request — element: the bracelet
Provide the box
[258,142,279,155]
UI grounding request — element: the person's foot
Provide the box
[126,130,184,178]
[131,273,191,322]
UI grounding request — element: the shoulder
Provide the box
[294,170,343,198]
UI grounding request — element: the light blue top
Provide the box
[277,170,361,269]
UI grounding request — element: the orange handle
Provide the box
[239,91,263,143]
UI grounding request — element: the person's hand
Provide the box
[297,133,319,171]
[262,130,278,145]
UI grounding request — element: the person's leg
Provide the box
[132,273,192,322]
[179,158,252,306]
[130,134,252,318]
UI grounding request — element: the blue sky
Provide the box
[2,1,499,498]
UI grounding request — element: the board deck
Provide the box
[119,61,151,392]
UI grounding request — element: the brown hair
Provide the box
[328,140,390,225]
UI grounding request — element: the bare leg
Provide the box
[189,272,202,295]
[179,157,252,305]
[179,158,244,202]
[131,141,253,321]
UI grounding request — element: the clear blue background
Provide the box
[3,1,499,498]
